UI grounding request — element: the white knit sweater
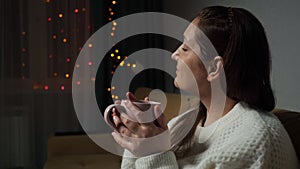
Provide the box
[121,102,299,169]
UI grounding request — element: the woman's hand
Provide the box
[111,92,171,157]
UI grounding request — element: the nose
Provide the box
[171,49,179,61]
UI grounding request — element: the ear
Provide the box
[207,56,223,82]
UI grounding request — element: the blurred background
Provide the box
[0,0,299,168]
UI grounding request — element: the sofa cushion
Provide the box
[44,154,121,169]
[273,109,300,161]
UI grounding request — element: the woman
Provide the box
[111,6,299,168]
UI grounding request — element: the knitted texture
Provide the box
[121,103,299,169]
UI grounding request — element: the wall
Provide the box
[163,0,300,111]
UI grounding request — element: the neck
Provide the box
[201,96,237,127]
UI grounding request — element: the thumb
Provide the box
[154,105,167,130]
[126,92,137,101]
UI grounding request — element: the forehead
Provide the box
[183,19,199,41]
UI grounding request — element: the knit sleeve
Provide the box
[121,149,136,169]
[135,151,178,169]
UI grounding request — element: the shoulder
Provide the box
[204,103,298,168]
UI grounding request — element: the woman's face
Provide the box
[171,20,210,96]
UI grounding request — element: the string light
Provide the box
[82,8,86,12]
[117,56,121,60]
[115,49,119,53]
[58,13,63,18]
[62,38,67,43]
[21,32,26,36]
[112,95,115,99]
[45,0,51,3]
[44,85,49,91]
[47,17,52,22]
[111,53,115,57]
[91,77,96,81]
[76,81,81,85]
[53,72,58,77]
[113,21,117,26]
[107,88,111,92]
[76,64,80,68]
[74,8,79,13]
[120,61,124,66]
[60,85,65,91]
[88,43,93,48]
[112,86,115,90]
[115,96,119,99]
[112,1,116,5]
[132,64,136,68]
[88,61,93,66]
[66,57,71,63]
[110,32,114,36]
[112,27,116,31]
[52,35,57,39]
[65,73,70,78]
[127,63,131,67]
[110,12,114,16]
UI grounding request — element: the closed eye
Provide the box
[182,47,187,52]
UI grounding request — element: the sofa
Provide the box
[43,88,300,169]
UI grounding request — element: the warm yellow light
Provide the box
[111,53,114,57]
[21,31,26,36]
[117,56,121,60]
[110,12,114,16]
[52,35,57,39]
[112,27,116,31]
[76,64,80,68]
[53,72,58,77]
[109,8,112,12]
[112,1,116,5]
[127,63,131,67]
[65,73,70,78]
[120,61,124,66]
[110,32,114,36]
[88,43,93,48]
[108,18,112,21]
[91,77,96,81]
[62,38,67,43]
[112,86,115,90]
[115,49,119,53]
[45,0,51,3]
[112,95,115,99]
[113,21,117,26]
[58,13,63,18]
[132,64,136,68]
[115,96,119,99]
[107,88,111,92]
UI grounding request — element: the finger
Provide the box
[124,100,143,122]
[111,131,133,149]
[120,113,141,133]
[154,105,168,130]
[114,100,121,104]
[112,108,122,128]
[126,92,137,101]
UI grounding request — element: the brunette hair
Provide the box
[174,6,275,156]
